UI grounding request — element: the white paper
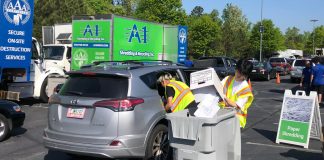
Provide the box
[194,94,220,118]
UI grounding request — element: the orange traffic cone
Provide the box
[276,73,281,84]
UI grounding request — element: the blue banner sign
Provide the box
[0,0,34,68]
[177,26,188,63]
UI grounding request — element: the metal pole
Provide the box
[259,0,263,62]
[310,19,318,55]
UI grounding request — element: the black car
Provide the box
[193,56,236,79]
[250,61,277,81]
[0,100,25,141]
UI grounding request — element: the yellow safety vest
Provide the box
[166,80,195,113]
[219,76,254,128]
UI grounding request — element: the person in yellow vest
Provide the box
[219,59,254,128]
[157,72,197,113]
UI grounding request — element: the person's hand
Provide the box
[224,97,236,108]
[299,83,303,87]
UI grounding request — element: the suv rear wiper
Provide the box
[65,91,83,96]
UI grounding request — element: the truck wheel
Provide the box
[144,124,171,160]
[0,114,10,142]
[40,78,49,102]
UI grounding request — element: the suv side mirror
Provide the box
[54,83,64,94]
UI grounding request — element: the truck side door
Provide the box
[29,39,42,82]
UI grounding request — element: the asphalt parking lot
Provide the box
[0,76,323,160]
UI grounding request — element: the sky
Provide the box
[182,0,324,33]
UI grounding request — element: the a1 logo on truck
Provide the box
[83,24,100,37]
[128,24,147,43]
[3,0,31,26]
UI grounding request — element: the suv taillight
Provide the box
[93,98,144,112]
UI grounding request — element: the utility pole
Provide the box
[259,0,264,62]
[310,19,318,55]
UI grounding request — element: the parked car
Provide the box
[193,56,236,79]
[0,100,25,142]
[269,57,291,75]
[250,61,277,81]
[43,61,202,159]
[290,59,311,83]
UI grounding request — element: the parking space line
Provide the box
[246,142,322,153]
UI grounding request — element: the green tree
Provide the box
[190,6,204,17]
[221,3,251,58]
[135,0,186,25]
[250,19,285,59]
[284,27,304,50]
[187,14,222,58]
[304,26,324,55]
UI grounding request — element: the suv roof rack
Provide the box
[92,60,177,66]
[79,60,183,70]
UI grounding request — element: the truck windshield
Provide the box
[43,46,65,60]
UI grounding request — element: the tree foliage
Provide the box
[304,26,324,55]
[187,12,222,58]
[250,19,286,59]
[284,27,304,50]
[135,0,186,25]
[221,4,250,58]
[190,6,204,17]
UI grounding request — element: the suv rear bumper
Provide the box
[43,129,145,158]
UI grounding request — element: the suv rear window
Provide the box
[294,60,306,67]
[60,75,128,98]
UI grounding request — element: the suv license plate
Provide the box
[67,108,85,119]
[252,70,256,72]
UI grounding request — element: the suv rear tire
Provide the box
[0,114,10,142]
[144,124,171,160]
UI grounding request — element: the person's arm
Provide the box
[224,97,248,114]
[300,70,304,87]
[164,86,175,112]
[164,97,173,112]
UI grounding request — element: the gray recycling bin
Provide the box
[166,108,241,160]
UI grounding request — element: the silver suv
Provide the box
[43,61,195,159]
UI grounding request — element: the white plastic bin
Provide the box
[166,108,241,160]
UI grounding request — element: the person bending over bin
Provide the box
[157,72,197,113]
[219,59,254,128]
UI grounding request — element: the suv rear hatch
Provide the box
[47,73,130,145]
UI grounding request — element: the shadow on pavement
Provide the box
[280,149,323,160]
[44,150,117,160]
[268,89,285,94]
[11,127,27,137]
[268,84,302,95]
[253,128,277,143]
[44,150,70,160]
[17,98,43,106]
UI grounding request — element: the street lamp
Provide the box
[259,0,264,62]
[310,19,318,55]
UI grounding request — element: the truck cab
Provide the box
[43,44,71,72]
